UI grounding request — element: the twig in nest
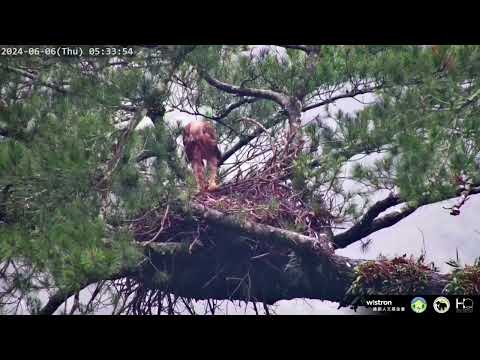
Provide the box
[229,272,250,301]
[124,206,161,223]
[202,266,225,289]
[144,205,170,245]
[251,252,270,260]
[189,223,204,253]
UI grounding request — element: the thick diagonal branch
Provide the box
[38,199,454,313]
[138,203,449,305]
[333,193,402,248]
[190,203,334,255]
[333,185,480,248]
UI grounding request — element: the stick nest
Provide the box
[130,163,332,246]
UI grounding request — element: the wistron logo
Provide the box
[456,298,474,313]
[365,299,393,306]
[365,299,404,312]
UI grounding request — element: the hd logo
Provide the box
[456,298,474,313]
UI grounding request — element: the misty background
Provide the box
[4,45,479,315]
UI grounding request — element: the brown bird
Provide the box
[182,119,221,192]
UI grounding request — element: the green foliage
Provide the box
[444,258,480,295]
[0,52,179,311]
[346,255,437,302]
[292,153,314,191]
[312,46,480,212]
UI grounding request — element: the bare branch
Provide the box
[37,271,130,315]
[220,114,286,165]
[238,117,277,160]
[217,86,381,164]
[334,185,480,248]
[135,149,157,163]
[199,70,289,108]
[302,86,380,112]
[170,105,239,135]
[211,98,260,120]
[443,176,479,216]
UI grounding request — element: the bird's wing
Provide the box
[182,123,194,162]
[202,122,222,160]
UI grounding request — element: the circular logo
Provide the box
[433,297,450,314]
[411,297,427,313]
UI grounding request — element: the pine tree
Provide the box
[1,45,479,315]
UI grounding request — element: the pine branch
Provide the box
[0,63,137,113]
[141,240,449,305]
[333,184,480,248]
[98,109,146,190]
[37,196,456,313]
[333,193,402,248]
[0,64,68,94]
[190,203,334,256]
[199,70,290,108]
[37,271,129,315]
[211,98,260,120]
[220,121,281,165]
[301,86,381,112]
[135,203,448,305]
[219,86,380,165]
